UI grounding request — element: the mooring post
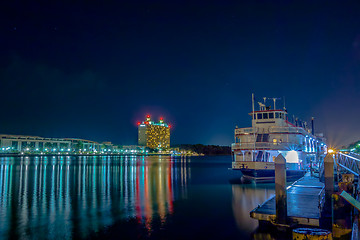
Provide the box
[320,153,335,230]
[275,154,287,224]
[324,154,334,210]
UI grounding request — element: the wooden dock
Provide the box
[250,175,325,227]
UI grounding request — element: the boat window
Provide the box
[262,134,269,142]
[253,113,256,120]
[256,151,263,162]
[256,134,269,142]
[280,113,283,119]
[263,113,268,119]
[257,113,262,119]
[269,112,274,119]
[275,112,280,118]
[256,134,262,142]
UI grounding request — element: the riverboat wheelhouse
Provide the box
[231,96,327,182]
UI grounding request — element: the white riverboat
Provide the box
[231,96,327,182]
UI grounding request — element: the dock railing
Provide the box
[335,153,360,178]
[318,186,326,215]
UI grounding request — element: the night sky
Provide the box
[1,1,360,147]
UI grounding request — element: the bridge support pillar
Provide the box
[275,154,287,225]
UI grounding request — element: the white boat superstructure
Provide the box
[231,96,327,182]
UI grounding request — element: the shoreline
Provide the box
[0,152,206,157]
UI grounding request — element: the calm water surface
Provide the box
[0,155,275,239]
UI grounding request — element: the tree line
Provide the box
[173,144,231,155]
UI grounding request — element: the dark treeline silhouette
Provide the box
[345,140,360,153]
[174,144,231,155]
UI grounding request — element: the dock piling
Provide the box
[320,153,334,230]
[324,154,334,211]
[275,154,287,225]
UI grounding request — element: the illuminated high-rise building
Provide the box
[138,115,170,149]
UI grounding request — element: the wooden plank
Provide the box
[340,190,360,211]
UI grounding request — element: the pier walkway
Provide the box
[250,174,324,227]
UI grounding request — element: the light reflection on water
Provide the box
[0,155,190,239]
[0,155,280,239]
[231,185,275,235]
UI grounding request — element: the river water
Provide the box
[0,155,275,239]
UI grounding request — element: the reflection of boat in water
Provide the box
[231,96,327,183]
[232,185,293,240]
[231,185,274,236]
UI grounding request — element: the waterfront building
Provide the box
[100,141,115,152]
[0,134,116,153]
[63,138,102,152]
[138,115,170,149]
[0,134,72,152]
[121,145,146,154]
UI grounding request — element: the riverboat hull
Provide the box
[235,168,306,183]
[231,160,306,183]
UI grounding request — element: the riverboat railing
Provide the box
[231,142,305,151]
[235,126,311,135]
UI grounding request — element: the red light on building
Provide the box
[145,121,149,125]
[160,117,163,120]
[168,124,171,129]
[146,115,150,118]
[137,122,141,125]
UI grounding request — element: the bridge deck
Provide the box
[250,175,324,226]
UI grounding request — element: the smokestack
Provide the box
[311,117,315,135]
